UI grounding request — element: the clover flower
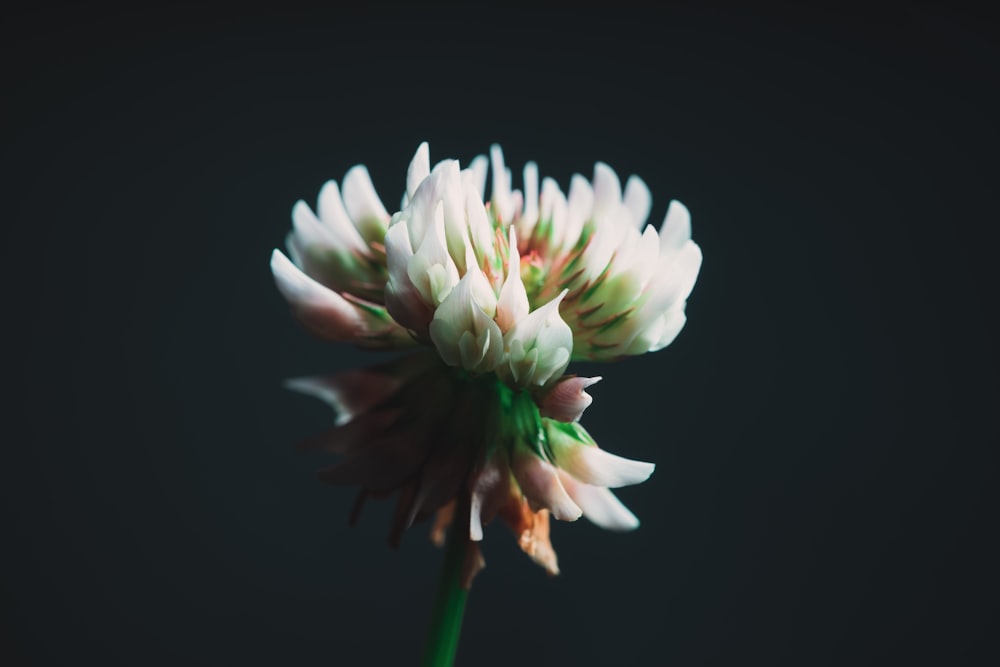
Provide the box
[271,143,701,584]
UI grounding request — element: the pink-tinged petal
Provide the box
[316,181,370,256]
[406,141,431,201]
[549,433,655,489]
[496,226,529,333]
[511,446,581,522]
[342,165,390,243]
[623,174,652,227]
[537,375,602,423]
[660,199,691,252]
[271,249,365,341]
[558,471,640,531]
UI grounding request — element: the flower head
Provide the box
[272,142,700,583]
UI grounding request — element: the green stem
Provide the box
[420,504,470,667]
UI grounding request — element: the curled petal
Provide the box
[537,375,602,423]
[557,470,640,531]
[545,419,655,488]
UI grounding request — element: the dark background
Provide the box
[3,3,997,665]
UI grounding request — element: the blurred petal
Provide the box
[558,471,640,531]
[660,199,691,252]
[623,174,652,227]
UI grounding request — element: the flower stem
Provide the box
[420,503,470,667]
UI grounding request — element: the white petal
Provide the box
[592,162,622,219]
[342,165,390,240]
[660,200,691,252]
[490,144,515,223]
[539,177,567,249]
[407,202,460,306]
[316,181,370,255]
[623,174,652,227]
[406,142,431,201]
[516,161,540,244]
[384,221,432,334]
[291,200,337,253]
[649,305,687,352]
[564,174,594,251]
[558,471,640,531]
[496,226,529,332]
[469,461,505,541]
[465,187,494,268]
[503,290,572,387]
[467,154,488,200]
[553,441,655,489]
[270,249,363,341]
[545,420,655,488]
[428,269,504,373]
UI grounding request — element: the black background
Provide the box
[3,3,997,665]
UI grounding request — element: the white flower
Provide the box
[271,142,700,581]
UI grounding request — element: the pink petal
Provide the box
[537,375,602,423]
